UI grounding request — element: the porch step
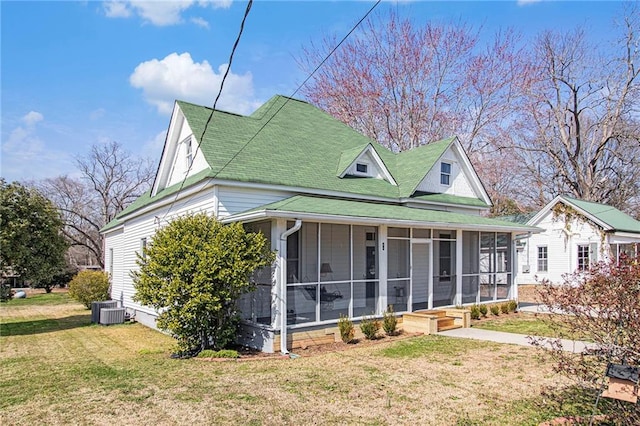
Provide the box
[436,317,461,332]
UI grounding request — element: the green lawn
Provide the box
[471,312,588,341]
[0,293,606,425]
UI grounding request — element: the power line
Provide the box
[159,0,253,224]
[208,0,382,181]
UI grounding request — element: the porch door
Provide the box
[411,242,431,311]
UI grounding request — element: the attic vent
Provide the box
[100,308,126,325]
[91,300,117,324]
[356,163,368,173]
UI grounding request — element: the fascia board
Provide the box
[451,138,492,206]
[151,103,183,196]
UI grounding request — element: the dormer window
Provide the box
[440,162,451,185]
[356,163,368,174]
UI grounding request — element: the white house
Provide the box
[516,195,640,286]
[102,95,539,352]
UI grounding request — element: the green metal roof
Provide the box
[231,195,536,231]
[562,196,640,234]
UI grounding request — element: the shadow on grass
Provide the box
[0,314,91,337]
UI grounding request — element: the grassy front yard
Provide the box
[471,311,588,341]
[0,293,602,425]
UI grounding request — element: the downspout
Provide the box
[279,219,302,355]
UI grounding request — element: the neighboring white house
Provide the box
[101,95,539,352]
[516,195,640,285]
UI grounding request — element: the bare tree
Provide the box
[37,142,154,268]
[514,5,640,212]
[298,11,532,201]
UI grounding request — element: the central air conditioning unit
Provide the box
[91,300,118,323]
[99,307,126,325]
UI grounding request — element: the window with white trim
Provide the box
[356,163,368,174]
[537,246,548,272]
[440,162,451,185]
[140,238,147,259]
[577,245,589,271]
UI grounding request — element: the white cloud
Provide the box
[190,16,209,28]
[129,52,261,115]
[102,0,231,26]
[103,1,132,18]
[22,111,44,127]
[141,130,168,160]
[1,114,73,181]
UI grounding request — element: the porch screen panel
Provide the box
[238,220,273,324]
[320,224,350,282]
[412,243,429,311]
[496,234,512,299]
[299,223,318,283]
[287,285,316,325]
[319,282,350,321]
[353,226,378,318]
[480,233,496,302]
[433,231,456,307]
[388,238,409,312]
[388,239,409,279]
[462,231,480,304]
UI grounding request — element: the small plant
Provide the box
[382,305,398,335]
[68,271,110,308]
[197,349,239,358]
[479,304,488,317]
[508,300,518,313]
[338,314,355,343]
[470,305,481,320]
[490,305,500,316]
[360,314,380,340]
[501,302,510,314]
[0,284,14,302]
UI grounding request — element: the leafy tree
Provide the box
[533,254,640,423]
[36,141,154,269]
[68,270,110,308]
[0,179,67,292]
[132,214,275,354]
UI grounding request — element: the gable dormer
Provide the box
[407,137,491,205]
[336,143,396,185]
[151,102,211,196]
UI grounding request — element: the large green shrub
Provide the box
[68,271,110,308]
[132,214,275,354]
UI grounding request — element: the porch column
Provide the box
[378,225,388,313]
[456,229,463,306]
[272,219,287,332]
[511,233,518,301]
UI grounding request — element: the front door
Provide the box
[411,242,431,311]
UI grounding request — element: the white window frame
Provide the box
[140,237,148,259]
[440,162,451,186]
[185,137,193,171]
[577,244,589,271]
[356,163,368,174]
[537,246,548,272]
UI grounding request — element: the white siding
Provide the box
[344,150,385,180]
[110,187,217,316]
[218,186,290,217]
[516,210,611,285]
[415,146,476,198]
[166,121,209,187]
[104,228,123,305]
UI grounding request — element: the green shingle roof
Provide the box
[229,195,536,231]
[102,96,489,231]
[178,96,478,203]
[562,196,640,233]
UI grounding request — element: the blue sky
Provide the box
[0,1,627,182]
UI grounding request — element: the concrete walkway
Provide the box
[438,327,598,354]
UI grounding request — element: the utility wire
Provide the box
[158,0,253,224]
[160,0,380,221]
[208,0,382,181]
